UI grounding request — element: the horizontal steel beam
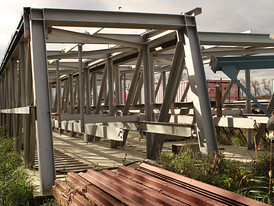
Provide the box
[211,55,274,72]
[213,117,255,129]
[33,8,195,29]
[0,106,31,114]
[48,47,135,60]
[47,28,142,48]
[85,124,124,141]
[139,121,192,137]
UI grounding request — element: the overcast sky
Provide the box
[1,0,274,80]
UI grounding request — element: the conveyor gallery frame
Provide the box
[1,7,274,194]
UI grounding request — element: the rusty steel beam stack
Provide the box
[52,163,269,206]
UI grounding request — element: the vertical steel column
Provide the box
[245,70,253,149]
[29,11,55,193]
[143,45,154,158]
[162,71,167,97]
[6,66,11,136]
[184,24,218,154]
[53,85,57,112]
[92,73,97,107]
[78,44,84,132]
[16,60,22,148]
[150,55,155,104]
[49,84,53,109]
[56,60,61,128]
[114,66,121,105]
[63,80,69,113]
[23,41,33,166]
[0,77,2,126]
[123,73,126,104]
[76,76,80,113]
[2,73,6,126]
[104,81,108,106]
[61,82,65,113]
[69,74,74,114]
[2,73,6,125]
[107,56,114,116]
[10,59,18,150]
[85,69,91,115]
[65,80,70,113]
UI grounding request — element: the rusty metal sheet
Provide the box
[79,172,140,206]
[85,169,162,206]
[101,169,185,206]
[118,166,214,206]
[139,163,268,206]
[66,172,122,206]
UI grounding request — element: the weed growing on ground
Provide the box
[0,132,35,206]
[160,150,273,204]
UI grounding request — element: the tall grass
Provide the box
[160,150,273,204]
[0,131,35,206]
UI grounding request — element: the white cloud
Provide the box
[1,0,274,81]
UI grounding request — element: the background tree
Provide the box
[251,79,261,96]
[261,78,272,95]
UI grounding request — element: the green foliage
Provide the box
[160,150,273,204]
[231,129,247,147]
[239,176,273,204]
[160,151,246,191]
[0,134,35,206]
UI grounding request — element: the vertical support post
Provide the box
[123,73,126,104]
[92,73,97,107]
[56,60,61,129]
[150,55,155,104]
[49,84,53,109]
[184,24,218,154]
[143,45,154,158]
[76,76,80,113]
[11,59,18,151]
[78,44,84,133]
[115,66,121,106]
[29,12,55,194]
[6,67,11,136]
[215,85,222,140]
[0,76,1,126]
[107,56,114,116]
[162,71,167,96]
[245,70,253,149]
[69,74,74,114]
[1,74,6,126]
[64,80,69,113]
[85,69,91,115]
[23,41,33,166]
[61,82,65,113]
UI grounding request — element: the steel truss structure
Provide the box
[1,7,274,193]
